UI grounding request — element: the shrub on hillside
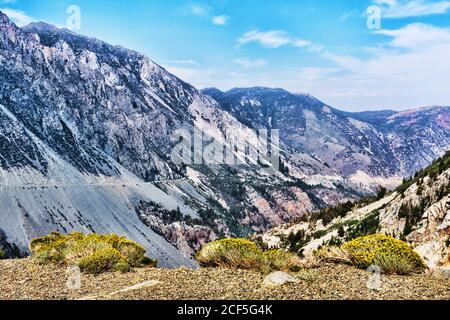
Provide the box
[196,238,301,273]
[30,232,157,274]
[0,247,5,259]
[342,234,425,275]
[196,238,264,270]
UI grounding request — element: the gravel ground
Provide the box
[0,258,449,300]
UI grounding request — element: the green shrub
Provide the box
[140,256,158,267]
[113,261,133,273]
[373,251,418,275]
[30,232,157,274]
[196,238,301,273]
[0,247,6,259]
[342,234,425,275]
[78,248,127,274]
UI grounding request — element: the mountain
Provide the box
[261,151,450,271]
[0,10,449,267]
[203,88,450,179]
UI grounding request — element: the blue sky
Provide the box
[1,0,450,111]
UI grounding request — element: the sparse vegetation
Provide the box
[282,229,310,253]
[30,232,157,274]
[196,238,301,273]
[344,210,380,241]
[396,150,450,195]
[314,246,352,265]
[0,247,5,260]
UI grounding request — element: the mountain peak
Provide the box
[227,87,289,95]
[22,21,61,34]
[0,10,17,28]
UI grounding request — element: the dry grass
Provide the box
[196,238,302,274]
[313,246,352,265]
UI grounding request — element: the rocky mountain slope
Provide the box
[0,12,326,265]
[261,151,450,271]
[0,10,449,267]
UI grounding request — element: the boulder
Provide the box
[262,271,299,288]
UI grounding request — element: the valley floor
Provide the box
[0,258,448,300]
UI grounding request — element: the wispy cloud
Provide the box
[212,15,229,26]
[373,0,450,18]
[291,67,338,81]
[234,58,267,68]
[237,30,311,49]
[339,10,358,21]
[0,8,35,26]
[188,4,229,26]
[189,4,209,17]
[374,22,450,48]
[311,23,450,109]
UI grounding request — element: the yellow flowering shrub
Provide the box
[196,238,301,273]
[30,232,157,274]
[77,247,127,274]
[342,234,425,274]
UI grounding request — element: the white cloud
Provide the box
[212,15,229,25]
[188,4,229,26]
[199,23,450,110]
[309,23,450,109]
[234,58,267,68]
[339,10,358,21]
[237,30,311,49]
[374,23,450,49]
[189,4,209,17]
[373,0,450,18]
[0,8,35,26]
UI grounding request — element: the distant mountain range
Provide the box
[204,87,450,178]
[0,11,449,267]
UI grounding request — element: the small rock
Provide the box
[262,271,300,288]
[432,267,450,279]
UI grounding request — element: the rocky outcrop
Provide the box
[262,152,450,271]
